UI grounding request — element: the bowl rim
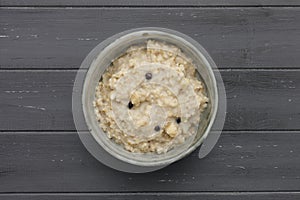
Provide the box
[82,27,219,166]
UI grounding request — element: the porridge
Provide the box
[93,40,209,154]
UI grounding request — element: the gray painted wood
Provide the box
[0,70,299,131]
[1,3,299,198]
[0,192,299,200]
[1,8,300,69]
[0,131,299,192]
[1,0,300,6]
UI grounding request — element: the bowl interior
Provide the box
[82,29,217,166]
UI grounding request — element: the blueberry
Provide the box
[145,72,152,80]
[154,125,160,132]
[176,117,181,124]
[128,101,133,109]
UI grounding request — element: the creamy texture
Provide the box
[93,40,209,154]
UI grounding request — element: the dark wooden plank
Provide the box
[1,8,300,69]
[0,70,299,131]
[0,192,300,200]
[0,131,299,192]
[1,0,300,6]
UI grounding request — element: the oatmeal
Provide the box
[93,40,209,154]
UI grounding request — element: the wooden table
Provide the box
[1,1,300,199]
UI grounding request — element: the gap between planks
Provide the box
[0,68,300,72]
[1,6,300,9]
[0,191,300,195]
[0,130,299,134]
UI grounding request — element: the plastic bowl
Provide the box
[82,27,218,167]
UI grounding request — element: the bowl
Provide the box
[82,27,218,167]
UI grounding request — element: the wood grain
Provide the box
[1,8,300,69]
[0,70,299,131]
[0,131,299,192]
[1,0,300,6]
[1,4,299,198]
[0,192,299,200]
